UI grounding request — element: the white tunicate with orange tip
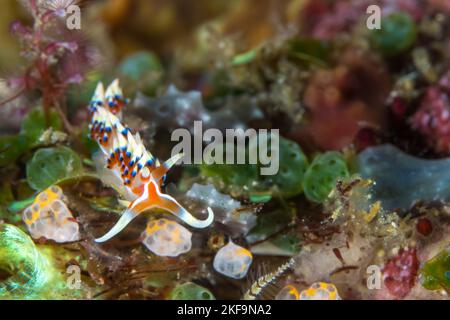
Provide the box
[275,284,300,300]
[299,282,341,300]
[22,186,80,243]
[213,240,253,279]
[142,218,192,257]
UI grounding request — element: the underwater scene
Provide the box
[0,0,449,301]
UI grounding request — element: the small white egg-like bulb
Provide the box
[142,218,192,257]
[213,240,253,279]
[275,284,300,300]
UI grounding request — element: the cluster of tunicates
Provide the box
[22,186,80,243]
[142,218,192,257]
[213,240,253,279]
[276,282,341,300]
[299,282,341,300]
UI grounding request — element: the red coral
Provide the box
[2,0,97,132]
[382,247,419,299]
[409,87,450,155]
[301,49,389,150]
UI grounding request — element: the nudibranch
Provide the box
[88,80,214,243]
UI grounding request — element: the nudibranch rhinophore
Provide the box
[88,80,214,243]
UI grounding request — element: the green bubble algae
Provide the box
[302,151,349,203]
[0,224,84,299]
[420,247,450,292]
[169,282,215,300]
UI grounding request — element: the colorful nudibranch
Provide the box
[89,80,214,243]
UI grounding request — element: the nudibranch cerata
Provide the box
[88,80,214,243]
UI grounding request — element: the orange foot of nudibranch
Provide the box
[95,180,214,243]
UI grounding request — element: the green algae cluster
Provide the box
[261,137,309,198]
[420,247,450,292]
[302,152,349,203]
[0,224,88,300]
[200,136,309,200]
[200,137,349,204]
[0,224,50,298]
[370,12,417,57]
[0,107,62,168]
[169,282,215,300]
[26,146,84,191]
[246,207,296,244]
